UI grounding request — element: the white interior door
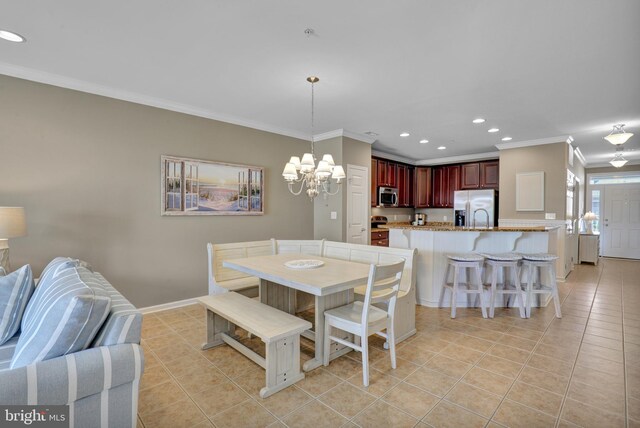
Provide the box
[602,184,640,259]
[346,164,368,244]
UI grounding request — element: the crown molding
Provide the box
[415,151,500,166]
[495,135,572,151]
[314,129,376,144]
[574,147,587,166]
[371,150,417,165]
[0,62,314,142]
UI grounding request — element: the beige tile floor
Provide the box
[137,258,639,427]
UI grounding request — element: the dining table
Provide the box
[223,253,371,371]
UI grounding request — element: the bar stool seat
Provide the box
[482,253,525,318]
[520,253,561,318]
[439,254,487,318]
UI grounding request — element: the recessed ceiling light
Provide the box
[0,29,26,43]
[419,139,429,144]
[437,146,446,150]
[501,137,512,141]
[472,118,486,124]
[400,132,410,137]
[488,128,500,133]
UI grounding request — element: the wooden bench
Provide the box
[198,292,312,398]
[207,240,275,297]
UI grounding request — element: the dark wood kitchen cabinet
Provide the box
[414,167,432,208]
[480,161,500,188]
[397,165,413,207]
[371,158,378,207]
[432,165,460,208]
[460,161,499,189]
[375,160,397,188]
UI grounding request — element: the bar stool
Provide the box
[439,253,487,318]
[520,253,562,318]
[482,253,526,318]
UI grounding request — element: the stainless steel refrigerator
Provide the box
[454,189,498,228]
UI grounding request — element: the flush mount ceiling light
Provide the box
[0,29,26,43]
[400,132,410,137]
[501,137,512,141]
[488,128,500,133]
[437,146,446,150]
[419,139,429,144]
[604,124,634,145]
[472,118,486,124]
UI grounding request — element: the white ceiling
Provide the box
[1,0,639,166]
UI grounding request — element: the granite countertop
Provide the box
[381,222,553,232]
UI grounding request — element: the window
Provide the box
[165,161,182,211]
[591,190,600,233]
[589,174,640,185]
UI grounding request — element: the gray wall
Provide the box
[313,136,371,241]
[499,142,567,220]
[0,75,314,307]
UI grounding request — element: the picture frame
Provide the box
[161,155,264,216]
[516,171,545,212]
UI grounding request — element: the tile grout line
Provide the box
[553,265,605,428]
[621,270,629,428]
[478,271,584,427]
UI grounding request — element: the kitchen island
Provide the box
[384,224,556,308]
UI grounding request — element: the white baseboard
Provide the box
[139,297,200,314]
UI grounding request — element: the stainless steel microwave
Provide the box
[378,187,399,207]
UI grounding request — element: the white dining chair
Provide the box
[322,260,405,387]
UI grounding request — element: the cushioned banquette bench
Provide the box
[207,239,418,344]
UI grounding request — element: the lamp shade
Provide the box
[0,207,27,239]
[315,160,332,178]
[583,211,597,221]
[321,154,335,166]
[332,165,346,180]
[289,156,301,170]
[282,163,298,180]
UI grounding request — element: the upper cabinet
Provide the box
[376,159,397,188]
[397,165,413,207]
[414,167,432,208]
[372,157,498,208]
[432,165,460,208]
[460,161,499,190]
[371,158,378,207]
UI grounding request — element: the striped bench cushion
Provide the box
[10,265,112,369]
[0,265,35,345]
[0,335,19,371]
[92,273,142,346]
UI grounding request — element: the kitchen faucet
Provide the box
[473,208,490,228]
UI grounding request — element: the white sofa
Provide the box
[207,239,418,344]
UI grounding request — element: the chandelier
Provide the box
[604,124,634,145]
[282,76,345,199]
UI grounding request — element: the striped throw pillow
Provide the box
[0,265,35,345]
[10,264,111,369]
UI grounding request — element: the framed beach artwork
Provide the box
[161,155,264,216]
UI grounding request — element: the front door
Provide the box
[347,164,368,244]
[602,183,640,259]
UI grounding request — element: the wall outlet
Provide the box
[330,211,337,220]
[545,213,556,220]
[443,216,447,221]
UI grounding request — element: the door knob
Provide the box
[361,228,366,232]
